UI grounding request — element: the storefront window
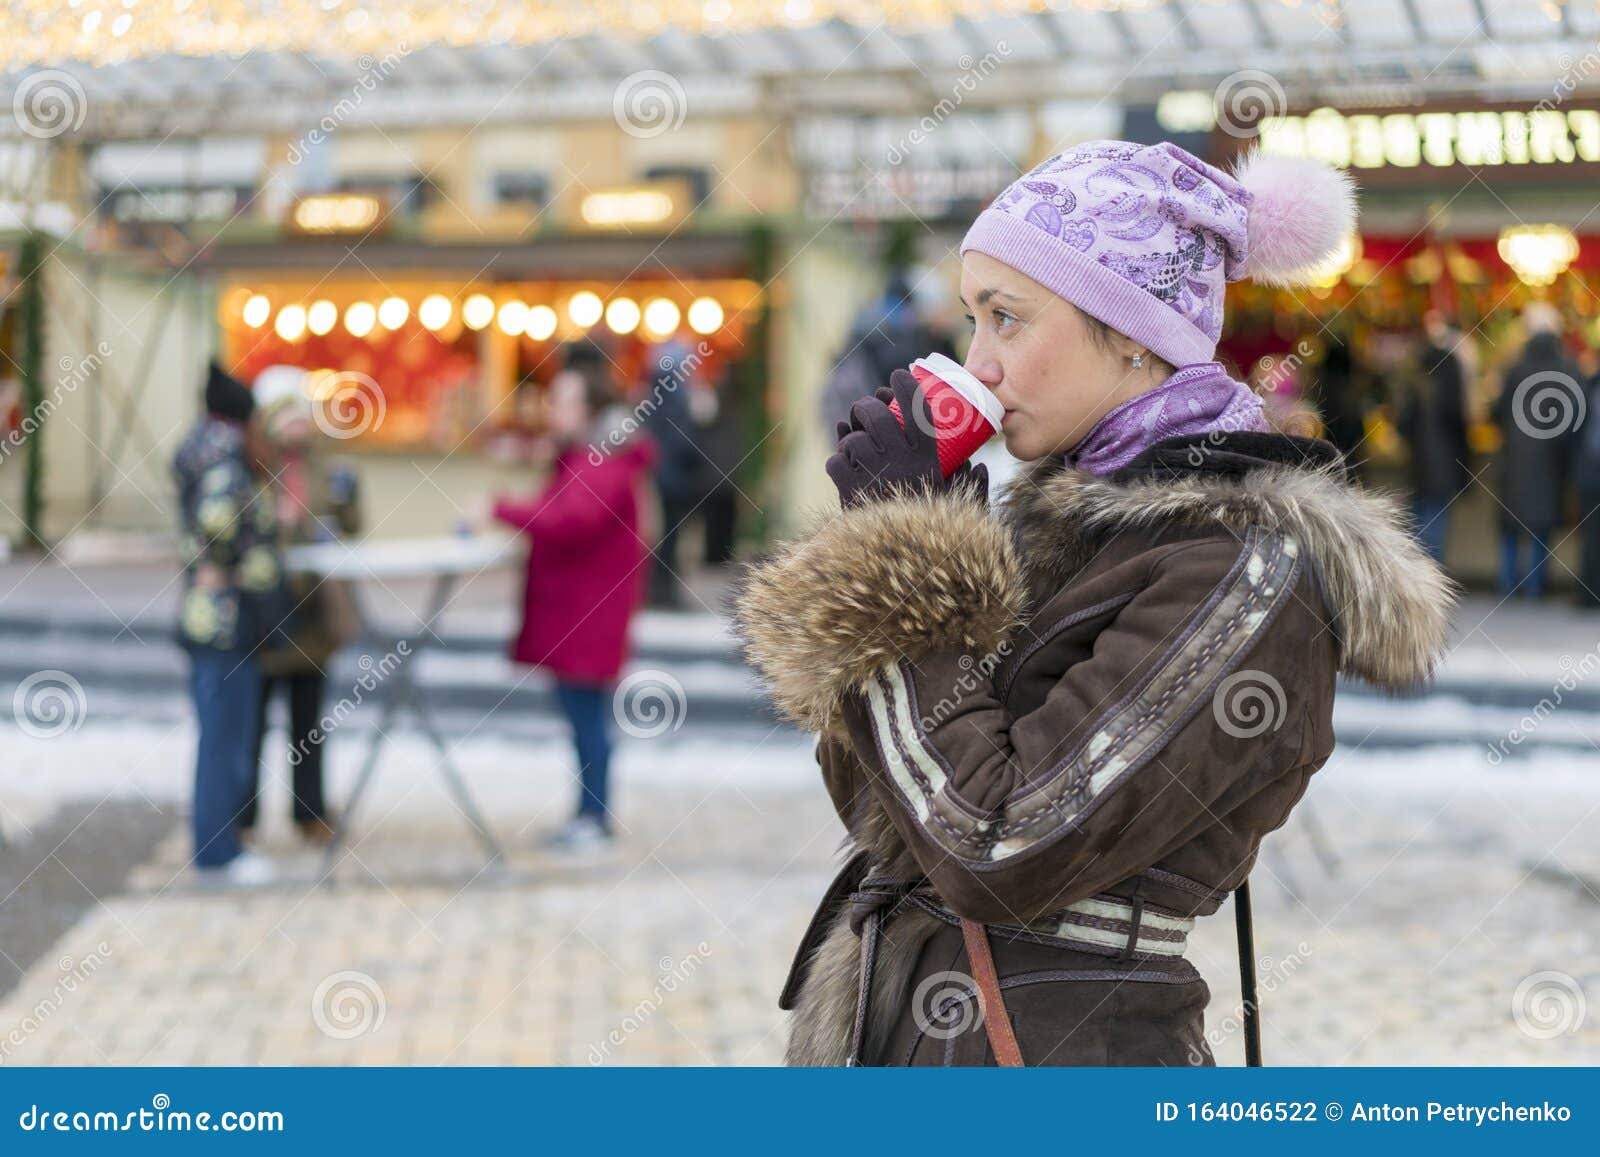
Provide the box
[220,278,761,453]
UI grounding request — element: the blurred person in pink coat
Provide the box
[490,364,658,854]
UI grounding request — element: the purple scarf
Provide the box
[1064,362,1268,476]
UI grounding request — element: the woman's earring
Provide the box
[1131,351,1144,369]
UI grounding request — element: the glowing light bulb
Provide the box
[643,298,680,337]
[462,294,495,331]
[344,301,377,338]
[568,291,603,328]
[497,300,530,336]
[605,297,640,334]
[307,300,337,336]
[242,294,271,328]
[419,294,453,331]
[275,304,308,342]
[687,297,724,335]
[378,297,409,329]
[525,305,558,342]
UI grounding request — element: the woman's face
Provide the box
[958,251,1155,461]
[545,370,591,443]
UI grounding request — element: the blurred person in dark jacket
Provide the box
[489,363,658,855]
[1573,370,1600,605]
[695,363,745,567]
[1492,303,1583,598]
[819,265,959,435]
[644,339,706,608]
[1399,313,1471,565]
[1309,337,1368,478]
[172,363,286,887]
[242,366,362,846]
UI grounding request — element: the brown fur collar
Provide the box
[1000,453,1456,691]
[734,489,1023,734]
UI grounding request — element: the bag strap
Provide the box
[1234,880,1262,1066]
[960,918,1024,1067]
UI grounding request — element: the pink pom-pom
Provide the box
[1233,151,1357,287]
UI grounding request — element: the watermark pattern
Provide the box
[12,670,88,739]
[1511,970,1586,1039]
[17,1095,283,1133]
[311,970,386,1040]
[1214,69,1286,138]
[287,643,410,767]
[285,46,410,165]
[885,42,1012,165]
[587,340,713,465]
[1,343,114,464]
[1184,341,1313,468]
[0,943,113,1065]
[587,942,712,1064]
[911,969,983,1041]
[1508,370,1585,440]
[918,643,1013,732]
[1186,941,1312,1064]
[902,375,994,448]
[1485,647,1600,765]
[1502,44,1600,154]
[11,69,87,139]
[1212,669,1287,739]
[312,371,386,440]
[612,670,687,739]
[612,70,687,139]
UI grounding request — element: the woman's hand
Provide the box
[826,370,990,509]
[825,369,942,508]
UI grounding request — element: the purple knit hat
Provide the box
[960,140,1356,367]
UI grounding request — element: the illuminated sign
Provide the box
[1257,107,1600,171]
[290,194,385,235]
[576,183,688,231]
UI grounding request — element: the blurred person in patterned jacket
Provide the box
[172,362,287,888]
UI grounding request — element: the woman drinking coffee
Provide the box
[736,141,1454,1066]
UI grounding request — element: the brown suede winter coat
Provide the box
[736,433,1454,1067]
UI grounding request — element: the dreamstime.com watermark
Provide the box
[0,943,112,1065]
[1214,69,1287,138]
[1212,668,1288,739]
[311,371,387,440]
[1511,969,1586,1039]
[1,343,113,465]
[285,46,410,164]
[286,644,410,767]
[17,1094,283,1134]
[10,69,87,139]
[613,70,687,139]
[587,942,712,1064]
[10,670,89,739]
[1185,340,1315,469]
[1186,941,1313,1065]
[587,341,713,465]
[912,969,984,1041]
[885,42,1011,165]
[1485,646,1600,765]
[612,669,687,739]
[1507,370,1586,441]
[918,643,1013,732]
[311,970,386,1040]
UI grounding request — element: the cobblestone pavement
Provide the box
[1,719,1596,1066]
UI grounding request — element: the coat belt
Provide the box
[781,855,1198,1065]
